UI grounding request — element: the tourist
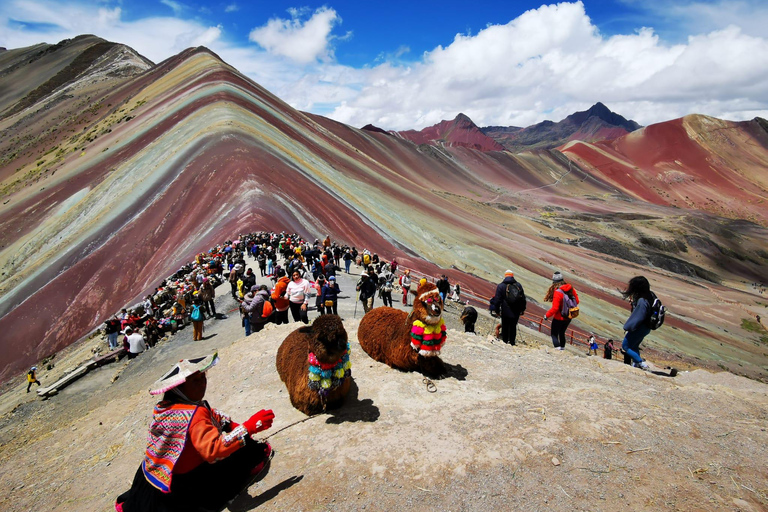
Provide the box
[123,327,147,359]
[321,275,341,315]
[621,276,655,370]
[489,270,527,345]
[400,269,412,306]
[543,271,579,350]
[286,270,311,323]
[26,366,41,393]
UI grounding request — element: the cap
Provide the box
[149,352,219,395]
[504,269,514,277]
[329,276,336,281]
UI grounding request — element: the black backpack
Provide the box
[647,292,665,330]
[505,282,527,314]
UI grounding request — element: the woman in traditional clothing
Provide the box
[115,352,275,512]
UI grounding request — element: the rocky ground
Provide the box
[1,266,767,512]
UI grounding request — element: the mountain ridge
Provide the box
[0,37,766,386]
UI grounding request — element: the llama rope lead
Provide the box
[423,377,437,393]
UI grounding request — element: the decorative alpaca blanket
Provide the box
[308,344,351,395]
[410,319,446,356]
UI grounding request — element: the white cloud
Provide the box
[327,1,768,129]
[160,0,184,16]
[248,7,340,64]
[0,0,767,131]
[224,3,238,13]
[0,0,222,63]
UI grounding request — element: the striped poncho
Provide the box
[410,319,446,356]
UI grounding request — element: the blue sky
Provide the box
[2,0,768,129]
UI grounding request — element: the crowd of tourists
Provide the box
[89,229,661,375]
[95,229,666,512]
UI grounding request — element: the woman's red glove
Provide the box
[243,409,275,435]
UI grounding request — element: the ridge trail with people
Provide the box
[1,232,767,511]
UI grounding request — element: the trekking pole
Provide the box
[354,291,359,319]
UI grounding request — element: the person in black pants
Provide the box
[321,275,341,315]
[543,271,580,350]
[489,270,527,345]
[26,367,41,393]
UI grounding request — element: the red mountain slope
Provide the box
[395,113,506,151]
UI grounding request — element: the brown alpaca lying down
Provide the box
[276,314,352,415]
[357,282,447,377]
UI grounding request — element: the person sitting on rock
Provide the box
[115,352,275,512]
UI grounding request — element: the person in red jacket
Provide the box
[543,271,580,350]
[271,268,291,325]
[115,352,275,512]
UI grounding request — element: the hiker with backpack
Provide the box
[543,271,580,350]
[190,297,205,341]
[620,275,664,370]
[242,285,274,334]
[489,270,527,345]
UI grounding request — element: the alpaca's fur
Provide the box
[357,282,446,376]
[276,314,352,415]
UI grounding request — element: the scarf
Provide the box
[308,344,351,396]
[410,319,446,356]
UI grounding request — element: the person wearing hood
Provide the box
[489,270,527,345]
[543,271,580,350]
[242,285,273,334]
[115,353,275,512]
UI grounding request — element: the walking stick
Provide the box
[354,291,359,318]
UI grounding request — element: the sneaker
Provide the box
[639,361,650,370]
[558,347,565,351]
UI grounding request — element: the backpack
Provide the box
[504,282,526,314]
[558,289,579,319]
[190,304,203,322]
[647,293,665,330]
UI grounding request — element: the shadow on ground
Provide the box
[326,380,380,424]
[229,475,304,511]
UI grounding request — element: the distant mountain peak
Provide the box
[453,113,474,124]
[481,102,641,153]
[393,113,505,152]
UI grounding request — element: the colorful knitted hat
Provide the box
[504,269,514,277]
[149,351,219,395]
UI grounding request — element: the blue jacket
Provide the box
[624,298,650,332]
[321,283,341,302]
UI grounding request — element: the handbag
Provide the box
[324,300,334,307]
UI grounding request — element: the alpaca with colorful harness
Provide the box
[358,282,448,377]
[276,315,353,415]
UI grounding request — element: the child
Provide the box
[588,335,598,356]
[26,366,40,393]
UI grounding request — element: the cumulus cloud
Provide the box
[248,7,340,64]
[328,1,768,129]
[0,0,766,130]
[0,0,222,63]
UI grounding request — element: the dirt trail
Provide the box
[1,271,767,511]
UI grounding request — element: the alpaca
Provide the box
[276,314,352,415]
[357,282,447,376]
